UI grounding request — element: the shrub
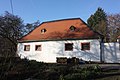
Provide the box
[64,73,82,80]
[57,57,67,64]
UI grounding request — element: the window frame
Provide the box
[81,42,90,50]
[65,43,73,51]
[35,45,42,51]
[69,25,76,31]
[41,29,47,34]
[24,45,30,51]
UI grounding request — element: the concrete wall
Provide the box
[104,42,120,63]
[17,39,101,63]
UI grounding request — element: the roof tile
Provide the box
[19,18,100,42]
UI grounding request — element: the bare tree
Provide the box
[24,20,40,35]
[107,13,120,42]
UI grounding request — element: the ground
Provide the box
[0,57,120,80]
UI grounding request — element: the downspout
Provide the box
[100,36,104,63]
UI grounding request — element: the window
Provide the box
[35,45,41,51]
[24,45,30,51]
[69,25,76,31]
[41,29,47,34]
[65,43,73,51]
[81,42,90,50]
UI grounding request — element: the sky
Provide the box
[0,0,120,23]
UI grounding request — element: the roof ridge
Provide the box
[42,18,81,23]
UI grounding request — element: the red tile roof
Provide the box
[19,18,100,42]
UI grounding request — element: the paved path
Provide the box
[99,64,120,70]
[79,64,120,70]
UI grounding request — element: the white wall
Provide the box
[104,42,120,63]
[17,39,101,63]
[117,39,120,42]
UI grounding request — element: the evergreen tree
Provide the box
[87,7,107,42]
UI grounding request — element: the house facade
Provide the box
[17,18,103,63]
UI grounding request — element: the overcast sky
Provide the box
[0,0,120,23]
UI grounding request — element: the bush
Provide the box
[64,73,82,80]
[0,57,102,80]
[57,57,67,64]
[64,65,102,80]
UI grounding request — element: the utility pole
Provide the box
[10,0,14,14]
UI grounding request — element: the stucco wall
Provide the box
[17,39,101,63]
[104,42,120,63]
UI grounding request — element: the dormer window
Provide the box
[41,29,46,34]
[69,25,76,31]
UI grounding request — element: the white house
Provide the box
[17,18,104,63]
